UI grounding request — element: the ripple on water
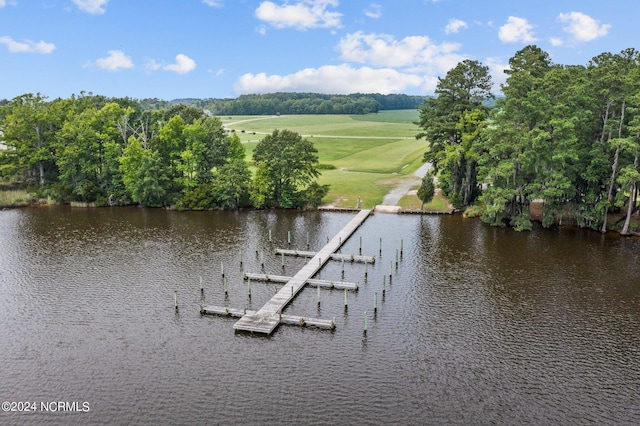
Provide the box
[0,208,638,425]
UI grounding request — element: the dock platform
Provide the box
[275,248,375,264]
[243,272,358,290]
[231,209,371,335]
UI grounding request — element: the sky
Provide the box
[0,0,637,101]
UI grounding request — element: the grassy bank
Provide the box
[0,190,33,208]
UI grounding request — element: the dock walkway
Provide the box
[231,209,371,334]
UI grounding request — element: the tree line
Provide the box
[164,93,424,115]
[417,45,640,234]
[0,94,326,210]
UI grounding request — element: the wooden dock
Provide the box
[230,209,371,335]
[201,306,335,330]
[275,248,375,264]
[243,272,359,290]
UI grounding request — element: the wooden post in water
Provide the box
[364,258,368,280]
[224,277,228,295]
[268,229,272,242]
[400,239,404,258]
[281,252,285,269]
[344,288,348,309]
[363,311,368,334]
[382,275,386,294]
[395,249,399,268]
[248,277,252,298]
[374,292,378,312]
[221,262,225,277]
[317,285,321,306]
[239,248,243,266]
[379,237,382,255]
[174,291,178,311]
[260,249,264,267]
[389,261,393,281]
[359,236,362,255]
[288,231,291,245]
[306,232,310,248]
[200,276,204,292]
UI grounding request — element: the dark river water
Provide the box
[0,206,638,425]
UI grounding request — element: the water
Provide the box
[0,206,638,425]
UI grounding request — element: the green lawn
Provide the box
[223,111,430,208]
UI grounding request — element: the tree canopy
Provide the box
[251,129,328,208]
[418,45,640,233]
[0,94,331,211]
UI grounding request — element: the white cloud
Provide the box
[256,24,268,35]
[93,50,134,71]
[144,58,161,72]
[337,31,464,73]
[0,36,56,54]
[234,64,430,95]
[202,0,223,7]
[255,0,342,30]
[499,16,536,43]
[364,3,382,19]
[0,0,17,6]
[558,12,610,42]
[163,54,196,74]
[549,37,563,47]
[72,0,109,14]
[485,56,509,91]
[208,68,224,77]
[445,18,468,34]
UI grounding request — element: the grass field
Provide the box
[223,110,438,209]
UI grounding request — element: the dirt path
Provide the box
[381,162,431,206]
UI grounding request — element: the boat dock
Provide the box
[274,248,375,264]
[243,272,359,290]
[210,209,371,335]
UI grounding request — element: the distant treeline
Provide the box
[141,93,425,115]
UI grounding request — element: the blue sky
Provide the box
[0,0,635,100]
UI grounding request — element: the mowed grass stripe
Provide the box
[221,110,430,208]
[224,113,417,138]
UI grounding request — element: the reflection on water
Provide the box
[0,206,638,425]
